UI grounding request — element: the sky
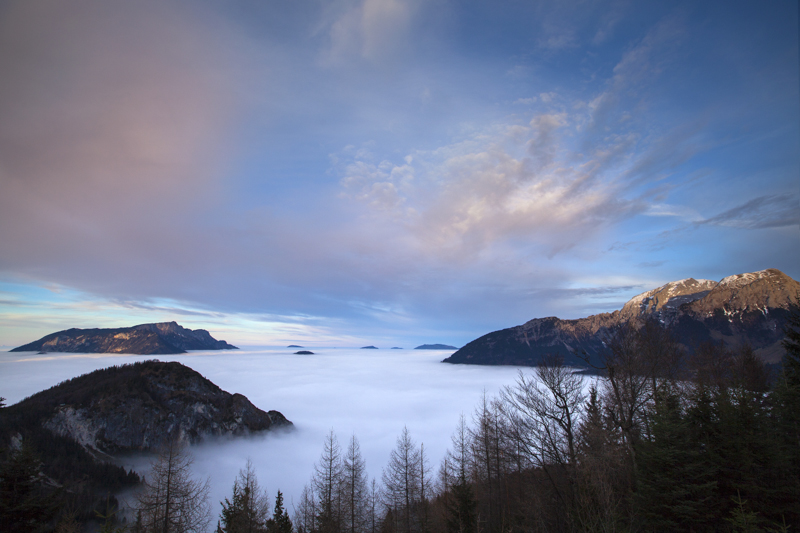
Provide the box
[1,0,798,348]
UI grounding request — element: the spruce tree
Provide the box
[445,476,476,533]
[0,444,60,533]
[217,460,270,533]
[266,491,292,533]
[770,303,800,527]
[634,394,716,531]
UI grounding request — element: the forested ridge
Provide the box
[2,312,800,531]
[290,316,800,533]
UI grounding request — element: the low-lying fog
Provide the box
[0,347,543,521]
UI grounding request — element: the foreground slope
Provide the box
[0,360,291,526]
[10,321,238,354]
[444,269,799,367]
[0,360,291,454]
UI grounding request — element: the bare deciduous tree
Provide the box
[502,356,586,470]
[601,320,684,466]
[293,484,317,533]
[313,431,344,533]
[134,439,211,533]
[342,435,368,533]
[382,427,421,533]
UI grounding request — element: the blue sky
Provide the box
[0,0,798,348]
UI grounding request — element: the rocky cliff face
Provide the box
[444,269,799,367]
[10,321,238,355]
[5,360,291,454]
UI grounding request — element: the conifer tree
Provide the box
[382,427,421,533]
[313,431,344,533]
[134,438,211,533]
[293,485,317,533]
[442,415,476,533]
[342,435,368,533]
[634,394,716,531]
[367,478,381,533]
[770,303,800,527]
[445,480,476,533]
[217,459,270,533]
[266,491,292,533]
[0,444,60,533]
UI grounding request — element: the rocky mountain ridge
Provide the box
[1,360,291,455]
[444,269,799,367]
[10,321,238,355]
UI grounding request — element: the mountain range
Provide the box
[444,269,799,367]
[10,321,237,354]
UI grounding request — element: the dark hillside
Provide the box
[2,360,291,453]
[0,360,291,529]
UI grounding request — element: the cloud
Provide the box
[0,0,247,282]
[587,14,686,134]
[697,194,800,230]
[319,0,419,65]
[335,90,674,264]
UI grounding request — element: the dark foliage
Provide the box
[0,415,139,529]
[0,444,61,532]
[267,491,293,533]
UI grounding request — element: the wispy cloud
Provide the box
[697,194,800,230]
[317,0,420,65]
[336,28,698,263]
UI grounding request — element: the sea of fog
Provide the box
[0,347,547,521]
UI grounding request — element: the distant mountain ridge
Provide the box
[10,321,237,354]
[444,269,799,367]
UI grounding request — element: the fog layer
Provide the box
[0,348,534,520]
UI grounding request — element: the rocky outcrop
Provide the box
[444,269,799,367]
[10,321,238,355]
[6,360,291,454]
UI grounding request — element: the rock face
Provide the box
[7,360,291,453]
[444,269,799,367]
[10,321,238,355]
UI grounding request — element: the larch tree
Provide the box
[293,484,317,533]
[416,443,431,533]
[367,478,381,533]
[313,430,344,533]
[341,435,368,533]
[134,438,211,533]
[442,415,476,533]
[382,427,421,533]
